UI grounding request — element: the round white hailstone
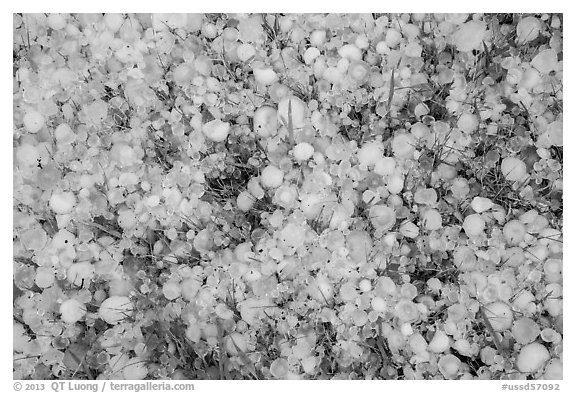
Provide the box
[516,343,550,373]
[351,309,369,327]
[484,301,513,332]
[117,210,137,230]
[303,47,321,64]
[374,157,397,176]
[302,356,317,374]
[310,276,334,302]
[438,354,461,379]
[428,330,450,353]
[253,106,278,137]
[457,112,479,133]
[236,43,256,62]
[261,165,284,189]
[225,332,248,356]
[386,174,404,194]
[355,34,369,49]
[193,229,214,254]
[410,122,431,141]
[375,41,388,54]
[517,16,541,44]
[52,229,76,249]
[511,317,541,345]
[104,13,124,32]
[277,96,306,129]
[254,67,278,86]
[49,192,77,215]
[23,110,45,133]
[385,28,402,47]
[409,333,428,354]
[16,144,39,168]
[531,49,559,74]
[359,279,372,293]
[110,143,137,168]
[398,222,418,240]
[462,214,485,237]
[122,357,148,380]
[501,157,527,181]
[454,339,472,356]
[348,60,370,83]
[181,278,201,301]
[405,42,422,58]
[357,141,384,167]
[270,358,289,379]
[323,67,343,84]
[47,13,67,30]
[369,205,396,231]
[293,142,315,161]
[391,133,416,159]
[547,120,562,147]
[453,20,487,52]
[470,196,494,213]
[172,63,194,85]
[414,103,430,118]
[99,296,133,325]
[422,209,443,231]
[145,195,160,208]
[55,123,74,144]
[276,186,298,208]
[186,324,201,343]
[543,259,562,283]
[163,282,181,300]
[35,266,55,288]
[60,299,87,324]
[202,23,218,39]
[237,191,255,212]
[371,297,387,312]
[310,30,326,46]
[202,119,230,142]
[346,230,373,265]
[338,44,362,61]
[543,359,562,380]
[503,220,526,245]
[234,243,253,262]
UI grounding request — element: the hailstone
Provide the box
[531,49,559,75]
[60,299,87,324]
[253,106,278,137]
[516,343,550,373]
[357,141,384,168]
[278,96,306,129]
[23,110,45,133]
[49,192,77,215]
[237,191,256,212]
[483,301,513,332]
[293,142,314,161]
[453,20,487,52]
[260,165,284,188]
[253,67,278,86]
[99,296,133,325]
[236,43,256,62]
[202,119,230,142]
[462,214,485,237]
[501,156,528,181]
[517,16,541,44]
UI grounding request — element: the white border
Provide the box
[2,5,574,392]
